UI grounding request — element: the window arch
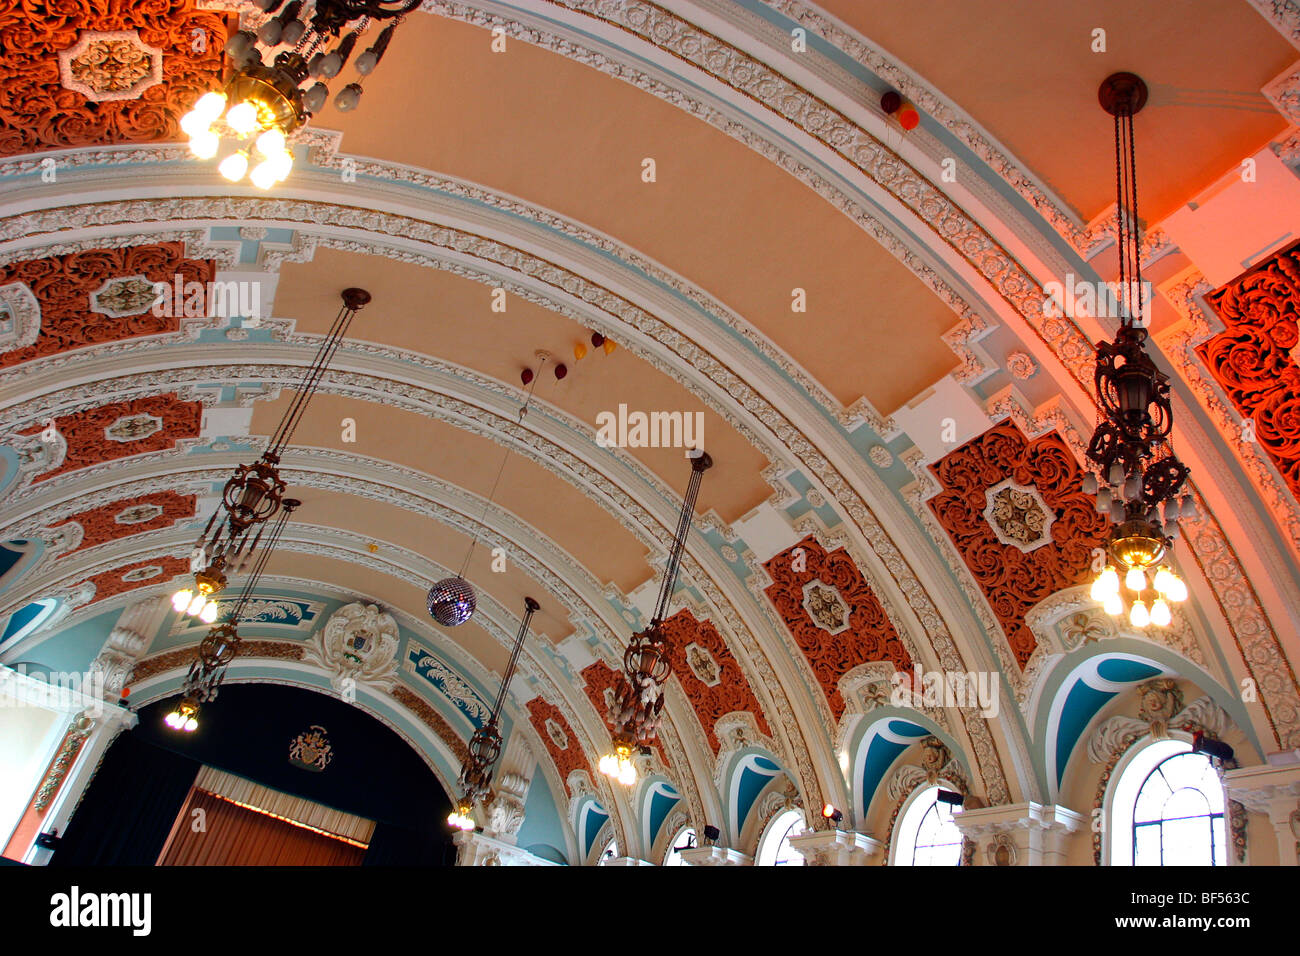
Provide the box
[1108,737,1226,866]
[892,785,962,866]
[755,808,805,866]
[662,826,696,866]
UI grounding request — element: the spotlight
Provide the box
[703,824,720,844]
[936,789,965,806]
[821,803,843,823]
[1192,732,1234,763]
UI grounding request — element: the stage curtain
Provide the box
[158,789,364,866]
[51,730,199,866]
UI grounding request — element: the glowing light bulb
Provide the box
[618,762,636,786]
[1129,600,1150,628]
[269,149,293,182]
[195,91,227,120]
[1150,598,1172,627]
[219,151,249,182]
[1166,575,1188,603]
[189,130,220,159]
[164,712,178,728]
[172,589,194,612]
[226,101,258,136]
[1091,566,1119,602]
[180,109,209,138]
[184,718,198,732]
[256,128,286,157]
[200,601,218,624]
[1154,566,1174,593]
[1125,567,1146,592]
[249,160,277,190]
[187,594,207,617]
[1103,592,1123,616]
[599,754,615,776]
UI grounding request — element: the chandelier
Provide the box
[171,287,369,622]
[1084,73,1193,630]
[448,596,540,830]
[428,354,547,628]
[180,0,418,187]
[166,499,300,732]
[600,450,712,786]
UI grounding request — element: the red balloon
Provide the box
[555,363,568,380]
[120,687,131,698]
[898,107,920,131]
[590,331,605,347]
[521,368,534,386]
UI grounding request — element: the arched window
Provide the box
[598,837,619,863]
[663,826,696,866]
[1109,737,1226,866]
[755,808,805,866]
[893,785,962,866]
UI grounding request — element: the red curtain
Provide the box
[158,788,365,866]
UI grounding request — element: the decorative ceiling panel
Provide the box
[763,535,911,721]
[926,420,1108,669]
[0,1,229,155]
[0,243,215,368]
[86,553,188,604]
[526,695,587,796]
[1201,241,1300,507]
[659,608,772,756]
[23,392,203,483]
[52,489,196,552]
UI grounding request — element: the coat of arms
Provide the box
[289,724,333,772]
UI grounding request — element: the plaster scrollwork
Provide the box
[301,601,400,693]
[0,282,40,353]
[1086,691,1231,765]
[88,624,148,697]
[485,771,529,840]
[837,661,898,715]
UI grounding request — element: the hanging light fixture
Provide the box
[1084,73,1191,629]
[166,499,300,732]
[447,596,540,831]
[601,449,712,786]
[172,288,369,622]
[428,353,547,628]
[180,0,417,187]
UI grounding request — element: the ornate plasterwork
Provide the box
[0,194,1014,801]
[104,413,163,443]
[113,502,163,524]
[57,31,163,102]
[0,282,40,353]
[684,643,721,687]
[800,580,850,635]
[89,275,160,317]
[1249,0,1300,49]
[302,601,400,693]
[867,444,893,468]
[1006,351,1037,380]
[119,564,161,582]
[983,479,1054,552]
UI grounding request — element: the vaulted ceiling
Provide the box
[2,0,1298,863]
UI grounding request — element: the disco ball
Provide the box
[427,576,477,627]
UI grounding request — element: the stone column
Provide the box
[950,802,1085,866]
[453,829,558,866]
[1223,757,1300,866]
[788,828,884,865]
[679,845,751,865]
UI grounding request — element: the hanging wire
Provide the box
[229,500,298,622]
[650,455,707,623]
[456,355,548,578]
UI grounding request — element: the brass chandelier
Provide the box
[1084,73,1192,629]
[448,596,540,830]
[600,450,712,787]
[181,0,417,187]
[166,499,300,732]
[171,288,369,623]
